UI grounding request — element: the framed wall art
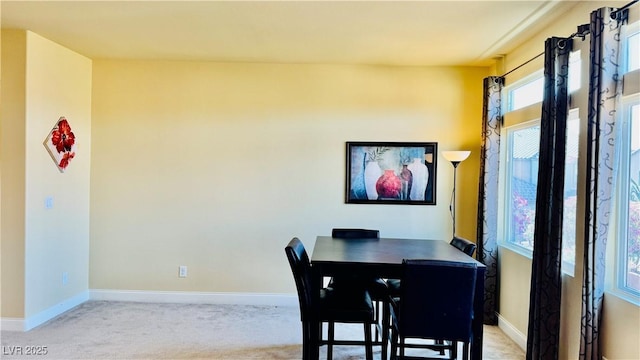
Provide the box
[346,141,437,205]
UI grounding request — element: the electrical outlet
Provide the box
[45,196,54,209]
[62,272,69,285]
[178,266,188,278]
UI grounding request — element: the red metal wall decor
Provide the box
[44,116,76,172]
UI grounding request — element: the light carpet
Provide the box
[1,301,524,359]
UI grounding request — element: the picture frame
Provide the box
[346,141,437,205]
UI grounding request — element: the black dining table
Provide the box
[311,235,486,360]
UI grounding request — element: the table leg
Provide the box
[471,267,485,360]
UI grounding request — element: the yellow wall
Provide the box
[5,3,634,357]
[23,32,92,317]
[0,30,92,320]
[1,30,27,319]
[498,2,640,359]
[89,60,486,292]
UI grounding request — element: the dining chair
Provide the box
[331,228,380,239]
[450,236,477,257]
[389,259,478,360]
[386,237,477,297]
[327,228,390,356]
[285,237,375,360]
[327,229,385,297]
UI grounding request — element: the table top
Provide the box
[311,236,484,277]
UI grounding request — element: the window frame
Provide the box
[498,118,540,259]
[610,94,640,305]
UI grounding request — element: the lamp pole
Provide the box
[442,151,471,240]
[451,160,461,238]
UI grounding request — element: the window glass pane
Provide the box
[626,103,640,293]
[563,114,579,268]
[503,117,578,268]
[628,32,639,72]
[569,50,581,93]
[508,126,539,250]
[510,78,544,111]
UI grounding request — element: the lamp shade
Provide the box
[442,150,471,163]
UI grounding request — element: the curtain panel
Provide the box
[477,76,503,325]
[526,36,572,360]
[580,7,626,360]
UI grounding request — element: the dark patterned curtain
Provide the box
[476,76,503,325]
[526,36,572,360]
[580,7,626,360]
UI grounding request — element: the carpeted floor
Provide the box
[1,301,524,359]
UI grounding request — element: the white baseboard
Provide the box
[1,291,89,332]
[497,313,527,351]
[1,317,26,332]
[89,289,299,307]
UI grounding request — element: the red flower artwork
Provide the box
[51,118,75,153]
[44,116,77,172]
[59,151,75,169]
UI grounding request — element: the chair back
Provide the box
[285,237,316,322]
[399,259,477,342]
[450,236,477,257]
[331,228,380,239]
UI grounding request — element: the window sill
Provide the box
[605,288,640,307]
[498,242,533,259]
[498,242,575,277]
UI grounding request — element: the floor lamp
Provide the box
[442,150,471,239]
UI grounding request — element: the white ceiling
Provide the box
[1,0,585,66]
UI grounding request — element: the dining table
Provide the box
[311,235,486,360]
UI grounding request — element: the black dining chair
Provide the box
[327,228,390,356]
[450,236,477,257]
[327,229,385,297]
[389,259,478,360]
[331,228,380,239]
[386,236,477,297]
[285,237,375,360]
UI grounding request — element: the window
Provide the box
[499,48,584,274]
[507,74,543,111]
[627,32,639,72]
[610,18,640,303]
[617,100,640,298]
[505,52,580,112]
[500,111,580,271]
[502,121,539,253]
[599,14,640,305]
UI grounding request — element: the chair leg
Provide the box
[462,342,470,360]
[381,299,389,360]
[373,299,380,342]
[364,322,373,360]
[449,340,457,360]
[307,321,320,360]
[302,321,310,360]
[390,323,398,360]
[327,321,334,360]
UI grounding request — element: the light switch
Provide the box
[45,196,54,209]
